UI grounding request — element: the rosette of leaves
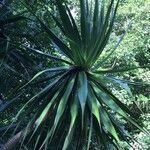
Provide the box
[6,0,149,150]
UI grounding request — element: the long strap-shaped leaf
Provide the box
[28,91,60,142]
[109,114,135,147]
[93,24,129,70]
[95,0,120,62]
[80,0,87,47]
[105,76,133,97]
[19,1,74,62]
[88,73,134,114]
[88,0,120,67]
[92,0,100,43]
[78,72,88,128]
[22,45,73,65]
[19,66,69,90]
[87,0,115,64]
[26,78,68,145]
[39,76,76,149]
[96,0,105,41]
[37,18,74,61]
[56,0,79,44]
[43,2,81,47]
[50,13,66,35]
[90,76,149,134]
[94,65,150,74]
[62,96,78,150]
[100,106,120,144]
[65,3,81,45]
[14,72,69,123]
[92,82,129,118]
[87,85,101,127]
[86,112,93,150]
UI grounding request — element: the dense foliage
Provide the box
[0,0,149,150]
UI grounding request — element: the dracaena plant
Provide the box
[3,0,149,150]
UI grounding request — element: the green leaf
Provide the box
[40,76,76,149]
[93,26,129,69]
[109,114,134,146]
[37,19,74,61]
[19,66,68,90]
[87,86,101,126]
[91,78,149,134]
[15,72,69,122]
[80,0,86,46]
[95,0,120,60]
[50,75,75,137]
[20,2,74,61]
[54,1,82,64]
[50,13,66,35]
[21,45,72,65]
[19,114,38,150]
[29,91,60,141]
[78,72,88,128]
[94,65,150,74]
[86,112,93,150]
[62,97,78,150]
[55,0,76,42]
[87,0,115,64]
[65,4,81,45]
[106,77,133,97]
[33,132,42,150]
[92,82,128,117]
[100,106,120,143]
[92,0,99,36]
[90,73,131,110]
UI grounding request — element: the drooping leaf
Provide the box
[19,66,69,90]
[87,85,101,126]
[100,106,120,144]
[40,76,76,149]
[62,96,78,150]
[86,112,93,150]
[78,72,88,127]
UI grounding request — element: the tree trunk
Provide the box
[1,131,23,150]
[2,109,51,150]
